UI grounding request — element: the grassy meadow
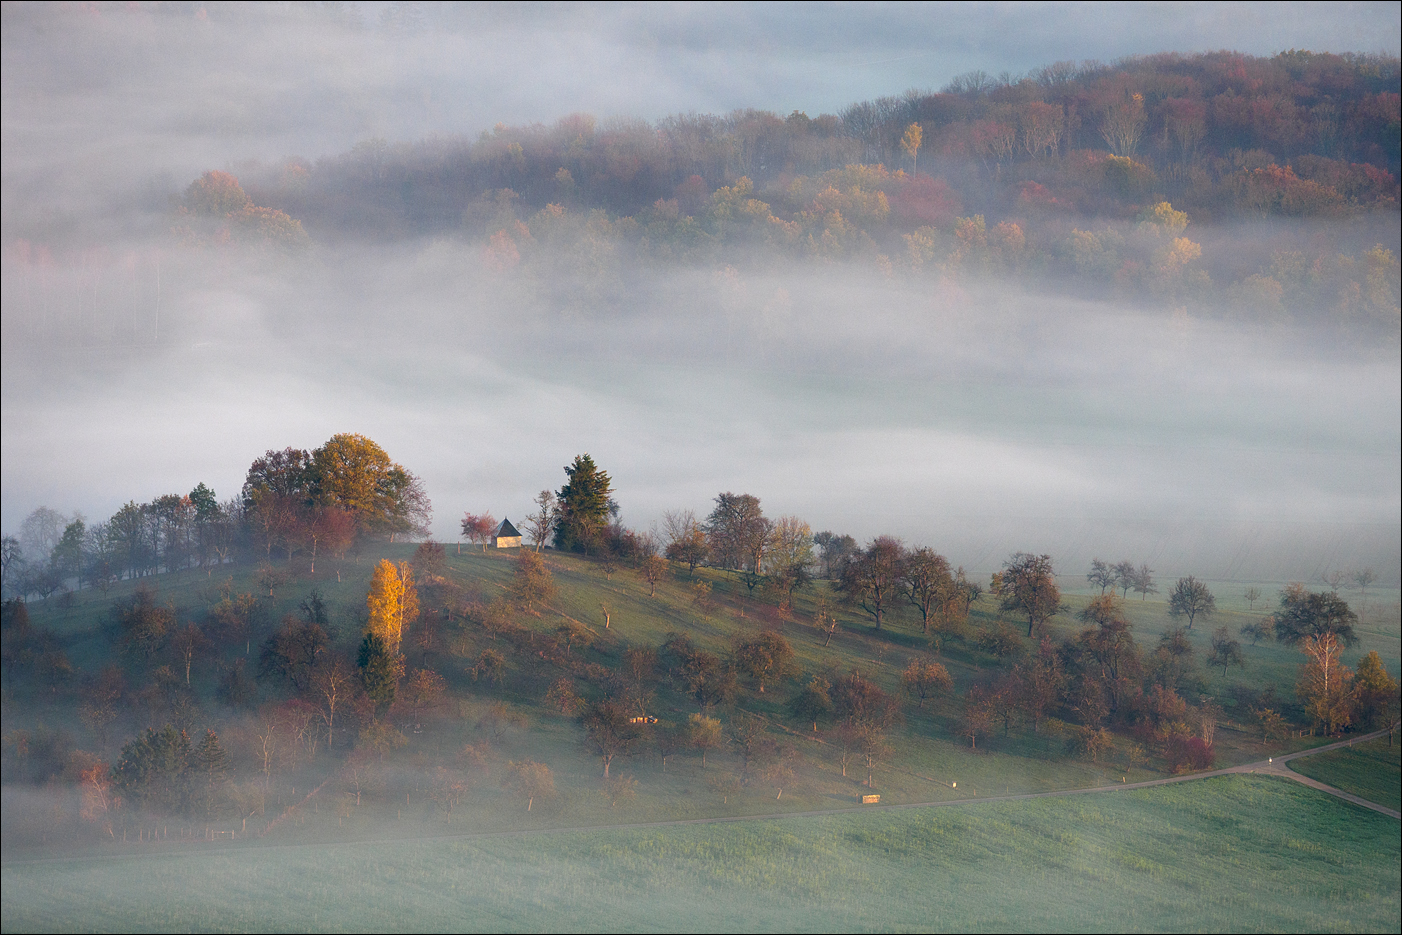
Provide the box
[3,775,1398,933]
[1289,736,1402,813]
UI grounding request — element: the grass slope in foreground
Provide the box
[1289,736,1402,813]
[3,775,1398,934]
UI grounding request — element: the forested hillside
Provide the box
[2,443,1397,852]
[4,50,1399,346]
[218,50,1398,331]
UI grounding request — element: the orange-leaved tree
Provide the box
[366,560,419,653]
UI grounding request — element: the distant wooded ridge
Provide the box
[164,49,1402,335]
[5,49,1399,338]
[245,49,1399,231]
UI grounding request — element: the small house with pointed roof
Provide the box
[494,518,522,549]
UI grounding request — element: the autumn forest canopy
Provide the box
[4,47,1400,343]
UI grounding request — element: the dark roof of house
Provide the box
[496,518,520,538]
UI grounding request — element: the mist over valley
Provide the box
[2,5,1399,933]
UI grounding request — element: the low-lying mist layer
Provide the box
[3,242,1397,581]
[3,6,1398,583]
[3,777,1398,933]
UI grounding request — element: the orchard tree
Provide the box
[1273,584,1358,647]
[1207,626,1246,677]
[686,713,723,767]
[663,510,710,574]
[1087,559,1117,594]
[768,516,815,602]
[620,646,657,713]
[814,532,857,580]
[1012,641,1064,733]
[471,649,507,686]
[20,506,67,561]
[507,550,557,612]
[1131,564,1157,600]
[555,619,595,658]
[832,671,900,732]
[706,493,771,575]
[837,537,905,630]
[731,631,795,694]
[522,491,557,552]
[504,760,554,811]
[461,512,497,553]
[959,686,995,749]
[1112,561,1136,598]
[1168,576,1215,629]
[1350,568,1376,622]
[544,677,579,715]
[638,554,668,597]
[999,553,1061,637]
[116,585,175,660]
[258,616,328,693]
[900,659,953,709]
[790,676,833,731]
[580,700,640,777]
[902,546,953,634]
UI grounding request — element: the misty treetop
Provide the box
[173,170,309,252]
[242,433,432,543]
[0,433,428,601]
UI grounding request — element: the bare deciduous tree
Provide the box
[522,491,557,553]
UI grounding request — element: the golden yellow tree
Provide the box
[396,561,420,638]
[900,122,923,174]
[366,559,419,652]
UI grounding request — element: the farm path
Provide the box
[3,730,1394,868]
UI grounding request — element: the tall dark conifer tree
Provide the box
[554,454,612,553]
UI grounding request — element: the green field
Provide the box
[2,775,1397,933]
[1289,737,1402,813]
